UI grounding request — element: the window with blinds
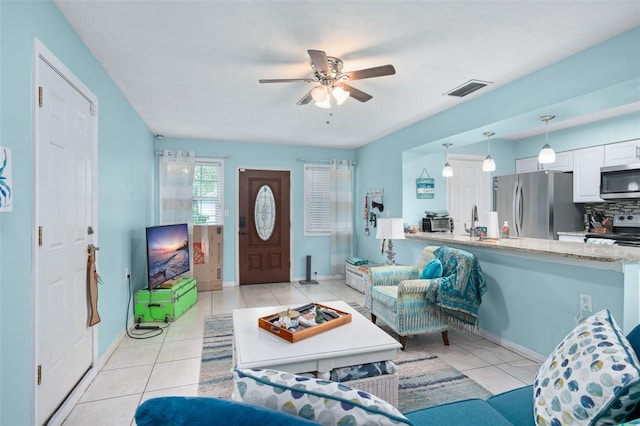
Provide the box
[304,164,332,235]
[193,159,224,225]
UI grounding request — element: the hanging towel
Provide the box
[87,244,101,326]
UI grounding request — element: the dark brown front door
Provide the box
[238,169,291,284]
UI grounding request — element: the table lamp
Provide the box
[376,218,405,264]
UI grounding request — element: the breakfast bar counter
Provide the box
[400,232,640,360]
[405,232,640,264]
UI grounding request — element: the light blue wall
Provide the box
[403,240,623,357]
[514,111,640,159]
[356,26,640,264]
[0,1,637,422]
[402,138,517,226]
[0,1,154,424]
[355,27,640,358]
[155,138,356,281]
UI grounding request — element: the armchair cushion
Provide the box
[419,258,443,279]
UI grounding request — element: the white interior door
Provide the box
[446,155,491,233]
[35,46,97,425]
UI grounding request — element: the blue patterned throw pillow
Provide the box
[420,258,443,279]
[231,367,412,426]
[533,309,640,425]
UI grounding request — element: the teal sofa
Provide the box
[135,385,534,426]
[136,317,640,426]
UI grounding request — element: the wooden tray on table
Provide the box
[258,303,352,343]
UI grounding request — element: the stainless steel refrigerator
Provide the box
[493,171,584,239]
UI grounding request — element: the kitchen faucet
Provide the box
[464,205,478,237]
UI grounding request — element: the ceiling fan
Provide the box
[259,49,396,108]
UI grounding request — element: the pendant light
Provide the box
[482,131,496,172]
[538,115,556,164]
[442,143,453,177]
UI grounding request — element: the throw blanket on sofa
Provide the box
[425,246,487,330]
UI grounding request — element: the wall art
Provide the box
[0,146,12,212]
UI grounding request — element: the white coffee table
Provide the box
[232,300,401,379]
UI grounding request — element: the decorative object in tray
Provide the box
[258,302,352,343]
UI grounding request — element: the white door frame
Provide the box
[32,38,99,425]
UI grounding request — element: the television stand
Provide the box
[134,277,197,323]
[159,278,180,288]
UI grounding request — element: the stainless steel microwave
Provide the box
[600,164,640,200]
[422,217,453,232]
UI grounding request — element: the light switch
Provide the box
[224,209,229,217]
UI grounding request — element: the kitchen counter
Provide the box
[403,231,640,359]
[406,232,640,263]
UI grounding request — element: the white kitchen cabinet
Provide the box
[515,157,540,173]
[548,151,574,172]
[604,139,640,166]
[515,151,573,173]
[573,146,605,202]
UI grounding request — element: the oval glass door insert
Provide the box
[255,185,276,241]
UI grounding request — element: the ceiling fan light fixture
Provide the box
[311,85,328,102]
[332,86,349,105]
[315,97,331,109]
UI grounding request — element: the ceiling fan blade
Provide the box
[307,50,329,74]
[346,65,396,81]
[259,78,313,83]
[296,90,313,105]
[338,83,372,103]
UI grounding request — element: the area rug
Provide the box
[198,304,492,413]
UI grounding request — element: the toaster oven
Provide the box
[422,217,453,232]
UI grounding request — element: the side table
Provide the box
[345,263,380,294]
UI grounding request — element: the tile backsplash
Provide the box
[584,200,640,217]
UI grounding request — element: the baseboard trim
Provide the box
[476,328,547,363]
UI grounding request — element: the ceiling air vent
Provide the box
[445,79,492,98]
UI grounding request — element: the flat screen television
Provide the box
[146,223,190,290]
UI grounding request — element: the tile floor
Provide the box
[62,279,541,425]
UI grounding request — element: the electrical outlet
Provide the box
[580,294,593,312]
[124,267,129,280]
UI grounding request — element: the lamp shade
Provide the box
[332,86,350,105]
[376,218,405,240]
[538,144,556,164]
[482,155,496,172]
[442,162,453,177]
[311,85,328,102]
[315,98,331,109]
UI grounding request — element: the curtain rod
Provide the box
[155,151,230,159]
[297,158,357,165]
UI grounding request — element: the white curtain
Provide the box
[330,159,354,275]
[159,150,195,226]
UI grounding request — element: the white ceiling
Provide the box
[54,1,640,149]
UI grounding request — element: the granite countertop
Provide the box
[405,232,640,262]
[557,231,587,236]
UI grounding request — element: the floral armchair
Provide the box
[366,246,487,350]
